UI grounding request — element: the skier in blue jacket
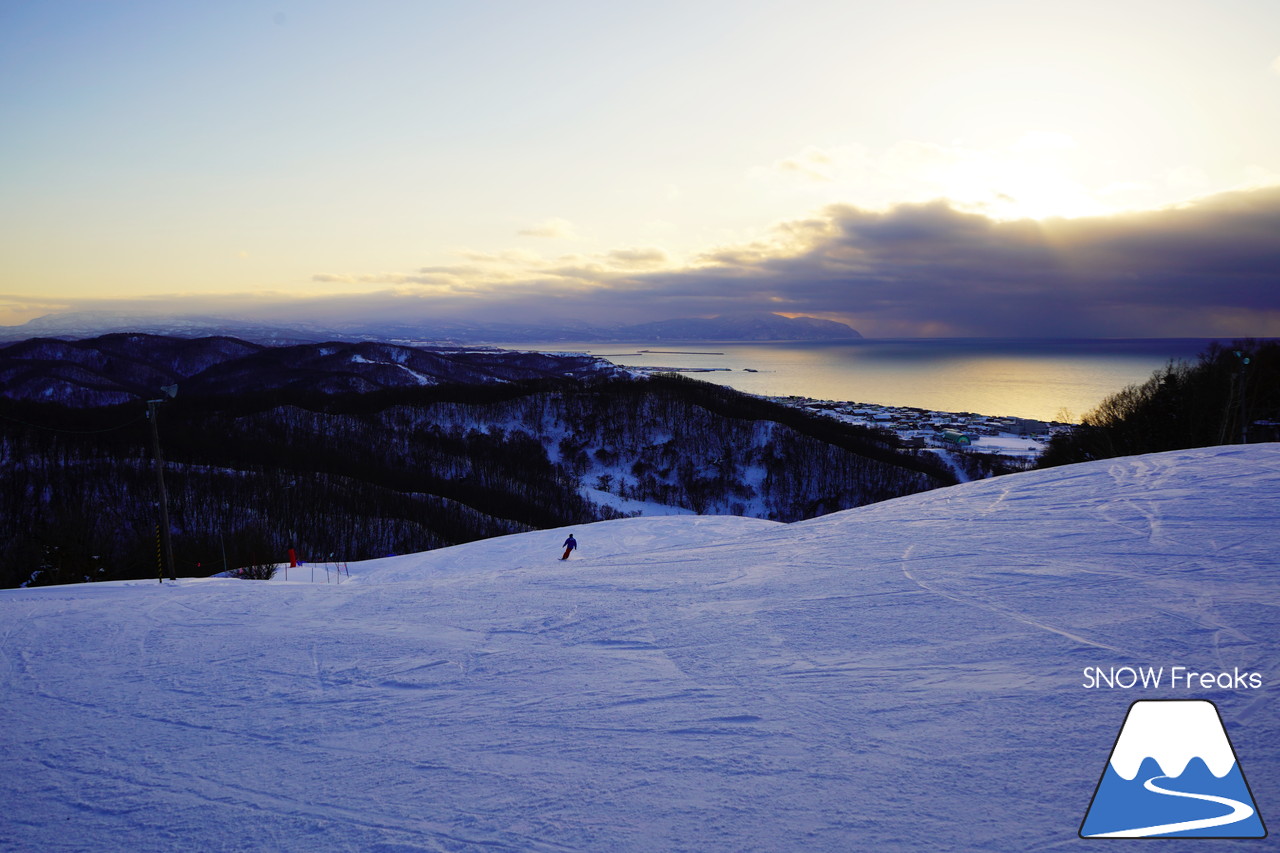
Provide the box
[561,534,577,561]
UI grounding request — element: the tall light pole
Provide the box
[147,385,179,582]
[1233,350,1250,445]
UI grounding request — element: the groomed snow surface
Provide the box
[3,445,1278,851]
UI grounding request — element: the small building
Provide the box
[1010,418,1050,436]
[939,429,972,447]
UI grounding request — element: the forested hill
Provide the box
[1,337,953,588]
[0,333,626,405]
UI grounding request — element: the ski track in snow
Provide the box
[898,545,1126,654]
[1,445,1278,851]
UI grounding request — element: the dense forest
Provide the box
[1038,339,1280,467]
[1,372,953,588]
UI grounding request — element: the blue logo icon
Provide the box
[1081,700,1266,838]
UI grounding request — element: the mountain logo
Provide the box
[1080,699,1266,838]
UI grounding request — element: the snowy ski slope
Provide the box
[2,444,1277,851]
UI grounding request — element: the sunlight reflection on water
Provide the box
[508,338,1219,422]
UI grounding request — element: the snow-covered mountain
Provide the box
[0,310,862,344]
[3,311,341,344]
[2,445,1277,851]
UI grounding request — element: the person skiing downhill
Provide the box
[561,534,577,561]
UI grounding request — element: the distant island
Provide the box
[0,310,862,345]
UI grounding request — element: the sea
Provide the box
[498,338,1226,423]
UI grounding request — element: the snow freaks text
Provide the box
[1082,666,1263,690]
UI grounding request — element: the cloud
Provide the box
[474,186,1279,337]
[789,188,1280,335]
[771,147,838,182]
[311,245,675,300]
[15,188,1280,338]
[670,188,1280,336]
[754,135,1158,221]
[313,272,457,286]
[517,217,579,239]
[604,247,669,268]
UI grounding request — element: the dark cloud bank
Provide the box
[21,186,1280,339]
[631,185,1280,337]
[304,184,1279,338]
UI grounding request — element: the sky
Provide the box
[2,0,1279,337]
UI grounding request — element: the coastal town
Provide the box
[767,395,1076,468]
[619,363,1076,470]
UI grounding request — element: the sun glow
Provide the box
[761,133,1119,223]
[950,163,1111,221]
[931,133,1112,221]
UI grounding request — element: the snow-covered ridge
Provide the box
[1108,700,1238,780]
